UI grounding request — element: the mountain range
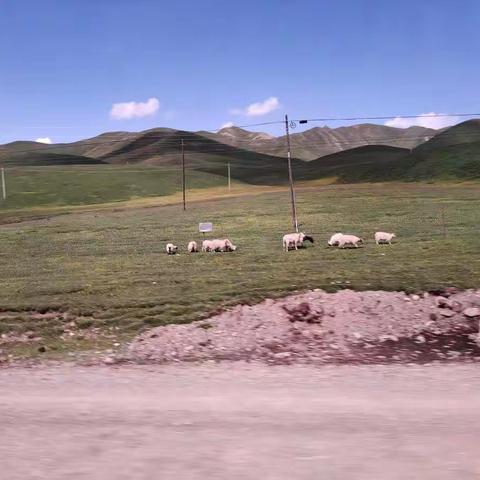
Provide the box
[1,120,479,183]
[201,123,437,160]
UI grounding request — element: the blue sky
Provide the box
[0,0,478,144]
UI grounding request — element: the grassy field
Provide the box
[0,165,229,211]
[0,182,479,358]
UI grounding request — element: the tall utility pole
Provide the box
[285,114,298,232]
[181,139,186,211]
[1,167,6,200]
[227,163,231,192]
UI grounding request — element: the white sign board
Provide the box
[199,222,213,233]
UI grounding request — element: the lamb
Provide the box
[165,243,178,254]
[187,241,198,253]
[375,232,396,245]
[282,232,314,252]
[337,234,364,248]
[328,232,344,247]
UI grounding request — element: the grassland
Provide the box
[0,182,479,358]
[0,165,228,212]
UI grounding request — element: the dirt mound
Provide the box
[126,289,480,365]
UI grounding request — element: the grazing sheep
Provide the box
[210,239,226,252]
[187,241,198,253]
[375,232,396,245]
[328,232,344,247]
[166,243,178,254]
[202,239,216,252]
[337,234,364,248]
[221,238,237,252]
[209,238,237,252]
[282,232,314,252]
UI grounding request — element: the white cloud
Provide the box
[110,97,160,120]
[230,96,280,117]
[35,137,52,144]
[385,112,459,130]
[220,121,234,129]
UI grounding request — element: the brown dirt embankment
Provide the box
[127,289,480,365]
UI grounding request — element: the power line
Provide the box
[290,112,480,123]
[2,112,474,131]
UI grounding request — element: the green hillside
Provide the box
[0,165,227,211]
[300,120,480,183]
[0,152,106,167]
[404,142,480,181]
[302,145,410,182]
[414,119,480,154]
[100,128,304,185]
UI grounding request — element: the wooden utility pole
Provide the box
[181,139,186,211]
[1,167,5,200]
[227,163,231,192]
[285,114,298,232]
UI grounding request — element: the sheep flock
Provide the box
[165,232,396,254]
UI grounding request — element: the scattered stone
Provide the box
[440,310,455,317]
[282,302,323,324]
[37,346,47,353]
[379,334,399,342]
[415,335,426,344]
[273,352,291,359]
[463,307,480,318]
[450,301,463,313]
[436,297,449,308]
[103,356,115,365]
[411,294,420,301]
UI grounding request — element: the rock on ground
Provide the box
[127,289,480,365]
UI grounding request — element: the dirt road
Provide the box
[1,363,479,479]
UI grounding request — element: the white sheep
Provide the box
[202,239,215,252]
[282,232,314,252]
[328,232,344,247]
[375,232,396,245]
[166,243,178,254]
[187,241,198,253]
[337,234,364,248]
[221,238,237,252]
[209,238,237,252]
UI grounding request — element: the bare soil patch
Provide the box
[126,289,480,365]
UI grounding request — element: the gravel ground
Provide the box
[126,289,480,365]
[1,363,480,480]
